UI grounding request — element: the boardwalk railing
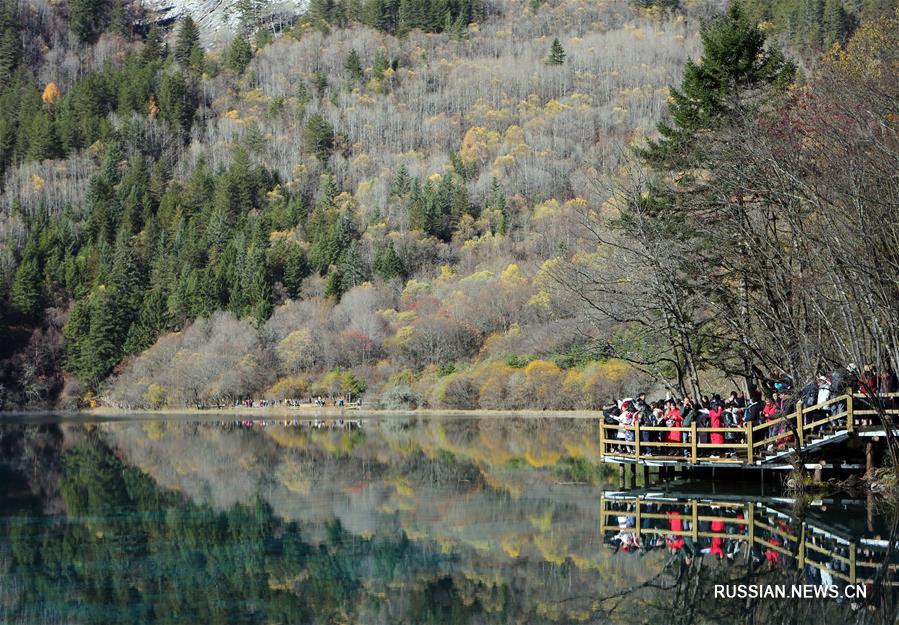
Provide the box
[599,393,899,464]
[600,494,897,587]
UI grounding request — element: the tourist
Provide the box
[708,400,725,457]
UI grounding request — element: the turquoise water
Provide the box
[0,416,896,624]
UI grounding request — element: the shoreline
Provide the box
[1,406,604,420]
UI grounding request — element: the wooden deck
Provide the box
[599,393,899,469]
[600,492,897,587]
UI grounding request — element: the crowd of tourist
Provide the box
[232,397,363,408]
[602,365,898,456]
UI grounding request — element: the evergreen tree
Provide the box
[324,267,343,298]
[373,239,403,280]
[226,35,254,74]
[24,112,60,161]
[84,286,128,385]
[70,0,110,43]
[303,114,336,161]
[142,26,166,63]
[122,286,169,355]
[345,49,364,83]
[283,244,310,298]
[110,0,131,38]
[0,0,21,84]
[822,0,852,48]
[63,298,91,377]
[157,71,199,135]
[391,164,412,196]
[340,240,369,291]
[546,38,565,65]
[640,1,795,168]
[11,254,42,319]
[175,16,200,65]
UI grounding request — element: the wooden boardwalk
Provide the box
[600,492,898,588]
[599,393,899,469]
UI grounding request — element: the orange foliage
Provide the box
[42,82,61,105]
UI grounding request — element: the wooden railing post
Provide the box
[849,542,856,583]
[746,421,754,463]
[599,495,606,534]
[747,504,755,547]
[634,420,641,460]
[691,421,698,463]
[798,524,806,568]
[599,420,605,459]
[846,393,854,433]
[635,500,642,534]
[796,401,804,448]
[691,500,698,541]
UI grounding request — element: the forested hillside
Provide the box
[0,0,895,409]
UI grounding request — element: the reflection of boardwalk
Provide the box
[599,493,898,588]
[600,393,899,469]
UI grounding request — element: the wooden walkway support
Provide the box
[599,392,899,468]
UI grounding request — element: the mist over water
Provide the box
[1,415,897,624]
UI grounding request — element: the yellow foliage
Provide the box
[143,383,167,409]
[267,376,310,399]
[143,420,166,440]
[492,153,515,168]
[533,198,561,221]
[825,12,898,80]
[266,184,285,204]
[401,278,430,299]
[460,269,493,284]
[30,174,45,191]
[459,126,500,164]
[225,109,241,120]
[500,263,526,285]
[42,82,61,104]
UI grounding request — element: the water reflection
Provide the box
[0,417,897,624]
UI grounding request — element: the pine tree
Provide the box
[303,114,336,160]
[345,49,364,83]
[340,240,369,291]
[110,0,129,38]
[63,298,91,376]
[640,1,795,168]
[822,0,852,48]
[175,16,200,65]
[373,239,403,280]
[391,164,412,196]
[11,255,42,319]
[24,112,60,161]
[84,286,128,386]
[122,286,169,354]
[546,38,565,65]
[157,71,199,134]
[283,243,309,298]
[226,35,254,74]
[0,0,21,84]
[70,0,109,43]
[142,26,166,63]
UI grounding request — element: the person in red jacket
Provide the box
[762,396,780,448]
[709,401,725,455]
[665,400,683,448]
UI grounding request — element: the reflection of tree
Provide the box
[1,436,519,625]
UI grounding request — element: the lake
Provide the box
[1,415,897,624]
